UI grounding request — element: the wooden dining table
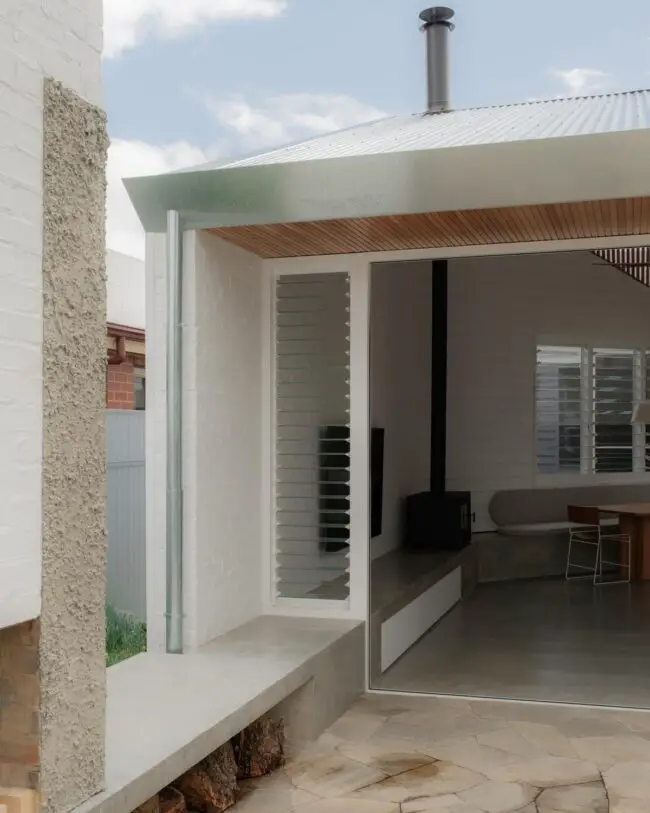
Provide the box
[593,503,650,580]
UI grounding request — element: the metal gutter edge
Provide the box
[124,129,650,235]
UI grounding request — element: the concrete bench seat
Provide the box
[370,545,477,680]
[73,616,364,813]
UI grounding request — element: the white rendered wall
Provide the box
[107,249,145,329]
[0,0,103,630]
[370,261,432,560]
[447,250,650,530]
[146,231,264,651]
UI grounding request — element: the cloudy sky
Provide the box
[104,0,650,259]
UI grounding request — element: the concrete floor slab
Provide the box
[375,579,650,707]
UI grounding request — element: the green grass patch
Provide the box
[106,604,147,667]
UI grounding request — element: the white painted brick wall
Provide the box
[145,233,168,651]
[447,250,650,530]
[146,231,264,651]
[191,233,264,646]
[0,0,103,629]
[107,250,146,329]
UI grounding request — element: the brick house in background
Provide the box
[107,323,146,409]
[107,250,146,410]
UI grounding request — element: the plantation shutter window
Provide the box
[536,344,647,475]
[535,346,583,474]
[592,349,636,473]
[274,273,351,601]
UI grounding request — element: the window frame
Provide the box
[535,341,650,484]
[134,367,146,411]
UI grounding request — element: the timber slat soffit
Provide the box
[207,197,650,259]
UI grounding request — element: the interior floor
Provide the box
[375,578,650,708]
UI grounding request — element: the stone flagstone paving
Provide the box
[234,693,650,812]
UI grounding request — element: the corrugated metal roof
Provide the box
[194,89,650,171]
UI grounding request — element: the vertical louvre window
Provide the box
[536,345,648,475]
[536,346,582,473]
[274,273,351,600]
[592,349,635,473]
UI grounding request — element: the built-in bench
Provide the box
[478,485,650,583]
[370,544,477,681]
[73,616,364,813]
[489,485,650,537]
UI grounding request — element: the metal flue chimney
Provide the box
[419,7,455,113]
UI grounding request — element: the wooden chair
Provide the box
[566,505,631,586]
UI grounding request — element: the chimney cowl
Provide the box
[419,6,455,30]
[419,7,455,114]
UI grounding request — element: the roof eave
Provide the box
[107,322,146,342]
[125,129,650,234]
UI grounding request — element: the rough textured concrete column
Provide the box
[40,78,109,813]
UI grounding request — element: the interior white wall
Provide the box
[370,261,432,560]
[447,250,650,530]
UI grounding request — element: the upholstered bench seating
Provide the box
[489,485,650,536]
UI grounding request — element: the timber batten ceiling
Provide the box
[208,197,650,259]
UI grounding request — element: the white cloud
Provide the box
[202,92,387,151]
[104,0,287,58]
[108,92,385,258]
[107,139,214,258]
[550,68,613,96]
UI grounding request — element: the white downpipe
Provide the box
[165,210,183,654]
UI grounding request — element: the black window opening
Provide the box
[134,372,146,411]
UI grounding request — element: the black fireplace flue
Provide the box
[403,258,472,553]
